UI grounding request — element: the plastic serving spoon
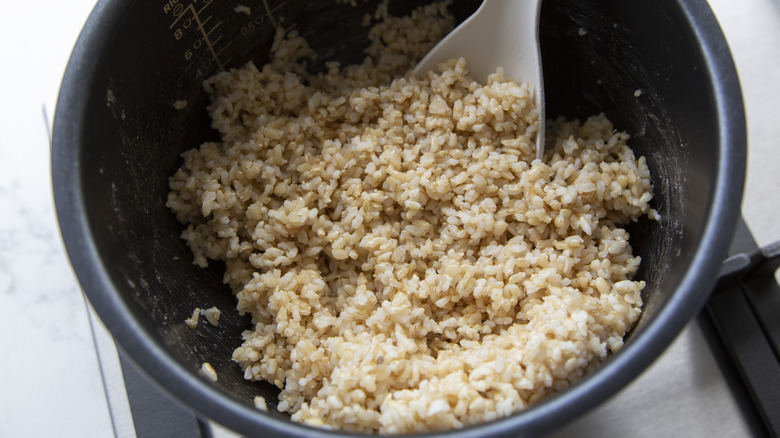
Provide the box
[414,0,545,160]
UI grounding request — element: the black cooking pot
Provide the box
[52,0,746,436]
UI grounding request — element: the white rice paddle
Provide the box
[414,0,545,160]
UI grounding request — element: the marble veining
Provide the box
[0,1,114,436]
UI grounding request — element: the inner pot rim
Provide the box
[51,0,747,436]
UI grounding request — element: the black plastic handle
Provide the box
[719,240,780,284]
[708,240,780,438]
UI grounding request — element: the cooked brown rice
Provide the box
[166,1,657,434]
[202,306,222,327]
[184,307,200,329]
[200,362,218,383]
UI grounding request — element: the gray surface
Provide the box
[119,353,207,438]
[719,0,780,249]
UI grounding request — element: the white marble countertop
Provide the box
[0,1,112,437]
[0,0,778,437]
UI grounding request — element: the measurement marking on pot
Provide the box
[262,0,279,30]
[167,0,228,71]
[240,1,288,36]
[165,0,288,77]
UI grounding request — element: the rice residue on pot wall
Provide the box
[166,2,658,434]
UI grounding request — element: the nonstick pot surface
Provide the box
[53,0,745,436]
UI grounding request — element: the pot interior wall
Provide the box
[75,0,719,419]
